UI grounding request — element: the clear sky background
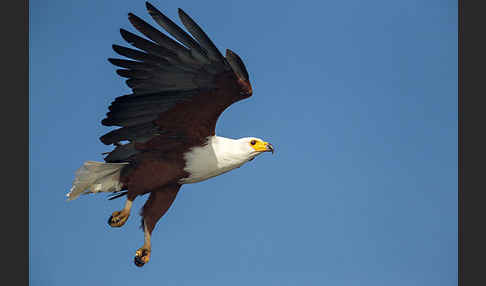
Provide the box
[29,0,457,285]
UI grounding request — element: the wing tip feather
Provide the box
[145,1,158,14]
[226,49,249,81]
[177,8,186,17]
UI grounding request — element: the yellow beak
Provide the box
[252,141,274,154]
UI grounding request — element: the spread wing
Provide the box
[100,2,252,163]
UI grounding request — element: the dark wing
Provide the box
[101,2,252,163]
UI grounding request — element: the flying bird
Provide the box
[67,2,274,267]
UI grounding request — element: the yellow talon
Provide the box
[108,210,130,227]
[134,247,151,267]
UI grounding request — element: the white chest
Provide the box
[179,136,252,184]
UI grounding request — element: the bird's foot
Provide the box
[108,210,130,227]
[134,247,151,267]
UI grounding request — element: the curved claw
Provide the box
[134,256,145,267]
[108,211,130,227]
[134,248,151,267]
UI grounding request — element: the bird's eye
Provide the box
[250,140,257,145]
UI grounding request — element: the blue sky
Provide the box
[30,0,457,285]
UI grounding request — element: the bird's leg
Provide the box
[133,186,180,267]
[134,219,152,267]
[108,196,134,227]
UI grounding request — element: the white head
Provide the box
[234,137,274,159]
[180,136,274,184]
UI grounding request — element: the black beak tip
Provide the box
[267,143,274,154]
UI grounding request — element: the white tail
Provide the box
[66,161,129,201]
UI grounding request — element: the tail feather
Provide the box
[108,191,128,200]
[66,161,129,201]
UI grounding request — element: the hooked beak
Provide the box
[266,143,274,154]
[252,141,275,154]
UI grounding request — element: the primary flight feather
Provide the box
[67,2,274,267]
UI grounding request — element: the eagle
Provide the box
[67,2,274,267]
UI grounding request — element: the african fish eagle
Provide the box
[66,2,274,267]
